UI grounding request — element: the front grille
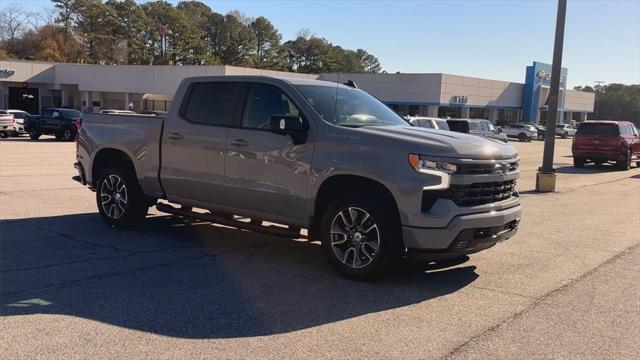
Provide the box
[456,161,518,175]
[421,180,517,211]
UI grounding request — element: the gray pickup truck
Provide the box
[75,76,521,279]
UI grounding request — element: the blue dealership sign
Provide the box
[522,61,567,123]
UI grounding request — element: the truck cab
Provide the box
[76,76,522,279]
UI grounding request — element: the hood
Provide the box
[358,125,518,160]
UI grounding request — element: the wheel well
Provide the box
[311,175,400,238]
[91,148,136,185]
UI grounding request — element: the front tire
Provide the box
[518,133,527,142]
[573,156,585,168]
[96,166,149,228]
[320,194,403,280]
[0,131,9,138]
[562,132,568,139]
[29,129,40,140]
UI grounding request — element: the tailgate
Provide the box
[574,135,619,151]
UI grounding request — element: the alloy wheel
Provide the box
[330,207,381,269]
[100,174,128,219]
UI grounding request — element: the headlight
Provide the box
[408,154,457,174]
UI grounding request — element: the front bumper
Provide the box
[403,204,521,254]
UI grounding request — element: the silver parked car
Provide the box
[446,119,508,143]
[407,116,450,130]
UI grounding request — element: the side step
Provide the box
[155,203,304,239]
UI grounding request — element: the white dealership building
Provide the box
[0,60,594,124]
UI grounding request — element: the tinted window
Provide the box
[59,109,81,118]
[242,84,300,129]
[630,125,639,136]
[468,121,481,131]
[11,112,27,119]
[42,109,53,117]
[576,123,619,136]
[486,122,496,132]
[447,120,469,133]
[183,82,237,126]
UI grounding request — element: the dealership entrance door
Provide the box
[9,87,39,114]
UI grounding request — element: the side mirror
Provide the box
[269,115,307,134]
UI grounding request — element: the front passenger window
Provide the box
[242,84,301,129]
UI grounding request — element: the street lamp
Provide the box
[536,0,567,192]
[593,81,606,120]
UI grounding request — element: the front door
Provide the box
[160,81,240,207]
[225,83,313,224]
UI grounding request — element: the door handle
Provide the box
[168,132,183,140]
[230,139,249,147]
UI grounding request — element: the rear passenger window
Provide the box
[182,82,237,126]
[242,84,300,129]
[421,120,434,128]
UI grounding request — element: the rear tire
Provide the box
[320,193,403,281]
[96,166,149,228]
[0,131,8,138]
[518,133,527,142]
[573,156,585,168]
[62,128,75,141]
[616,150,631,171]
[562,132,568,139]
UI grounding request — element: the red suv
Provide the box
[572,121,640,170]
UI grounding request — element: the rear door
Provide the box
[160,81,240,207]
[224,82,313,223]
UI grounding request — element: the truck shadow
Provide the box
[555,163,622,174]
[0,213,478,339]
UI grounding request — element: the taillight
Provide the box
[75,118,82,149]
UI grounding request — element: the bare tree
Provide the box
[227,10,254,25]
[296,27,314,40]
[0,3,33,51]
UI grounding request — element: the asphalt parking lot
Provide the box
[1,136,639,359]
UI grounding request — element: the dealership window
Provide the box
[408,105,419,116]
[497,109,521,124]
[469,107,487,119]
[438,106,462,119]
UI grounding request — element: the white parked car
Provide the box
[100,110,137,115]
[407,116,450,130]
[556,124,577,138]
[501,123,538,141]
[0,109,30,136]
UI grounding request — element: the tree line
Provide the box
[573,84,640,124]
[0,0,382,73]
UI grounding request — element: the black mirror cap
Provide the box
[269,115,307,134]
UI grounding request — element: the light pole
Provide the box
[536,0,567,192]
[594,81,606,120]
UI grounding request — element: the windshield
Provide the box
[294,85,408,128]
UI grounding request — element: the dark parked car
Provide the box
[533,124,546,140]
[25,108,82,141]
[446,119,508,142]
[572,121,640,170]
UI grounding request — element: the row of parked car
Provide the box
[406,117,577,143]
[407,116,639,170]
[0,108,167,140]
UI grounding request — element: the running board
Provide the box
[155,203,304,239]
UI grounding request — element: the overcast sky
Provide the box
[11,0,640,87]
